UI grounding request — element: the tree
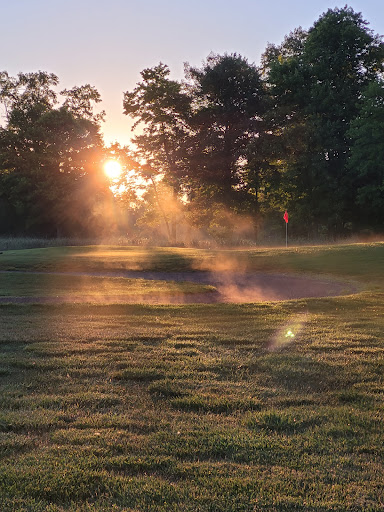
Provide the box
[185,53,265,213]
[0,70,59,121]
[61,84,105,123]
[123,55,267,241]
[0,71,109,236]
[263,7,384,236]
[123,64,192,242]
[347,81,384,228]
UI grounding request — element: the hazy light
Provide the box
[104,160,122,180]
[269,313,308,351]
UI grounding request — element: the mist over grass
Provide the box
[0,242,383,284]
[1,232,382,252]
[0,243,383,510]
[0,272,215,302]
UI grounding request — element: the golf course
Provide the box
[0,242,383,511]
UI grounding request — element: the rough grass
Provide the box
[0,242,382,283]
[0,272,214,299]
[0,243,383,511]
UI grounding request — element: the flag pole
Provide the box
[286,221,288,248]
[283,210,289,247]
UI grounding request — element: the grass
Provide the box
[0,242,383,510]
[0,272,214,300]
[0,242,382,281]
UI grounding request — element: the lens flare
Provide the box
[269,313,308,351]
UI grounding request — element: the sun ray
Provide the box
[104,160,122,180]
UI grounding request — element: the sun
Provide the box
[104,160,123,180]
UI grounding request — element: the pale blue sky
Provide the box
[1,0,383,145]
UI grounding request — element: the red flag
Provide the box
[283,210,288,224]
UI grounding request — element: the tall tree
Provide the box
[123,56,266,240]
[263,7,384,236]
[0,71,108,236]
[347,81,384,228]
[185,53,265,212]
[61,84,105,123]
[123,64,192,241]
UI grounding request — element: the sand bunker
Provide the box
[112,271,355,303]
[0,271,357,304]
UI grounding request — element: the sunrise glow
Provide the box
[104,160,123,180]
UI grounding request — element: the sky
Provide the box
[1,0,383,146]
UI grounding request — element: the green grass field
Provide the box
[0,243,383,511]
[0,272,214,300]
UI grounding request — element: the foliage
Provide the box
[0,72,111,237]
[61,84,105,123]
[185,53,265,209]
[123,55,267,240]
[347,81,384,227]
[262,7,384,236]
[122,8,384,240]
[123,63,191,187]
[123,64,192,241]
[1,6,384,242]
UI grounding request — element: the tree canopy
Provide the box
[1,6,383,242]
[260,6,384,236]
[0,71,110,236]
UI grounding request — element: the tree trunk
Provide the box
[150,176,172,242]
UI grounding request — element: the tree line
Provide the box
[1,6,383,242]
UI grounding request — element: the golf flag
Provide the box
[284,210,289,224]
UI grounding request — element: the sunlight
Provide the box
[268,313,308,351]
[104,160,123,180]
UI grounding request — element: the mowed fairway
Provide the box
[0,243,383,511]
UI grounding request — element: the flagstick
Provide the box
[286,221,288,248]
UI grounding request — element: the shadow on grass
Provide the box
[251,354,358,393]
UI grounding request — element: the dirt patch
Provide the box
[0,271,358,304]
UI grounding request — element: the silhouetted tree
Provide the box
[123,64,192,241]
[123,55,267,240]
[0,71,109,236]
[262,7,384,236]
[347,81,384,228]
[185,53,265,211]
